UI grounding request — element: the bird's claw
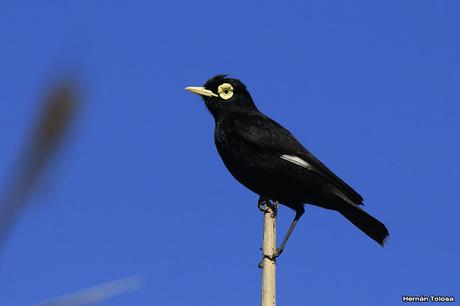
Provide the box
[257,202,266,212]
[257,199,278,217]
[258,253,277,268]
[258,248,284,268]
[257,199,268,212]
[268,201,278,217]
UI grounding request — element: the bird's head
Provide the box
[186,75,258,118]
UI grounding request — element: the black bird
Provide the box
[186,75,388,258]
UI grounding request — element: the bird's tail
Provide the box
[338,204,389,246]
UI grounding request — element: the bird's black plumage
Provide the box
[186,75,389,247]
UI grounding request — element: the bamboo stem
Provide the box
[261,205,276,306]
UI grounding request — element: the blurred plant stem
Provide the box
[0,80,79,250]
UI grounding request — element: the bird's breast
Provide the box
[213,121,276,196]
[214,120,254,164]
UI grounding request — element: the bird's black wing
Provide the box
[234,112,363,205]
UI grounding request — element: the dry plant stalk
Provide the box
[260,205,276,306]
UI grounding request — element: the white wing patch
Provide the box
[280,155,312,169]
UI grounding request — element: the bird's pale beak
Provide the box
[185,86,218,97]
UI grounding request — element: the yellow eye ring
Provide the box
[217,83,234,100]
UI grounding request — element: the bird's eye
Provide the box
[217,83,234,100]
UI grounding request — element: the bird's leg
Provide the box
[273,207,305,258]
[259,206,305,267]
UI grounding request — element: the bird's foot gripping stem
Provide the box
[258,248,284,268]
[257,197,278,218]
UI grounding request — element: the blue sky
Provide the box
[0,1,459,305]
